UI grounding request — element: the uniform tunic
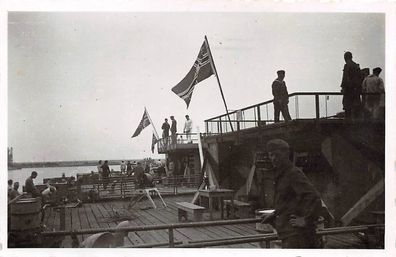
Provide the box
[272,162,321,243]
[341,60,362,112]
[272,79,291,122]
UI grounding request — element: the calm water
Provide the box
[8,165,120,189]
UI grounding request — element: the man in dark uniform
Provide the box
[25,171,40,197]
[261,139,322,248]
[101,160,110,189]
[161,118,171,146]
[170,116,177,144]
[340,51,363,120]
[126,161,133,176]
[161,118,170,138]
[272,70,292,122]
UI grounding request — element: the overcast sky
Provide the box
[8,12,385,162]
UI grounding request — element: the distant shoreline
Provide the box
[8,158,164,169]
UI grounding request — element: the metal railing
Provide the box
[205,92,346,134]
[205,92,385,134]
[75,174,202,201]
[40,217,384,248]
[157,133,199,152]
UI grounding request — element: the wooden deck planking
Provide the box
[139,209,173,243]
[165,196,245,245]
[42,193,370,249]
[105,201,153,246]
[71,207,84,243]
[77,204,91,241]
[165,196,235,243]
[222,225,260,247]
[147,205,197,242]
[143,207,191,244]
[126,215,160,245]
[108,200,161,245]
[163,197,217,242]
[60,208,73,247]
[90,202,141,247]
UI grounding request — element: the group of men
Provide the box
[8,170,58,202]
[7,179,20,201]
[271,51,384,122]
[341,52,384,121]
[161,115,193,143]
[120,160,134,176]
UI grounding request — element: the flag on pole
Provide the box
[151,133,159,153]
[131,108,151,138]
[172,41,214,108]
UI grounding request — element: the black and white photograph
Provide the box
[2,1,395,256]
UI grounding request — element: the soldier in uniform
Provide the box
[340,51,363,120]
[261,139,322,248]
[272,70,292,122]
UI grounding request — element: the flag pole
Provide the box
[144,107,160,139]
[204,36,234,132]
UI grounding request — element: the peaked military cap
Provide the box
[266,139,289,152]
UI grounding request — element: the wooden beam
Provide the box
[245,165,256,196]
[341,178,384,226]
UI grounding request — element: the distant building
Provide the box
[8,147,13,164]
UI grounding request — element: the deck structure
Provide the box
[42,193,372,248]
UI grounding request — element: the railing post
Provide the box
[256,106,261,126]
[60,206,66,230]
[168,227,175,247]
[219,118,222,134]
[315,94,320,119]
[206,122,209,134]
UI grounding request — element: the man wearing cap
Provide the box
[362,67,385,121]
[272,70,292,123]
[170,116,177,144]
[262,139,322,248]
[340,51,363,120]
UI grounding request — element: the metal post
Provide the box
[315,94,320,119]
[257,106,261,126]
[168,228,175,247]
[266,104,269,122]
[204,36,234,132]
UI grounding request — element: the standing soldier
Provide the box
[101,160,110,190]
[183,115,193,143]
[340,51,363,120]
[261,139,322,248]
[272,70,292,122]
[126,161,133,176]
[120,161,127,174]
[97,160,103,179]
[170,116,177,144]
[161,118,171,146]
[362,67,385,120]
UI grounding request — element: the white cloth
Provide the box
[184,119,193,132]
[362,75,385,107]
[42,185,57,195]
